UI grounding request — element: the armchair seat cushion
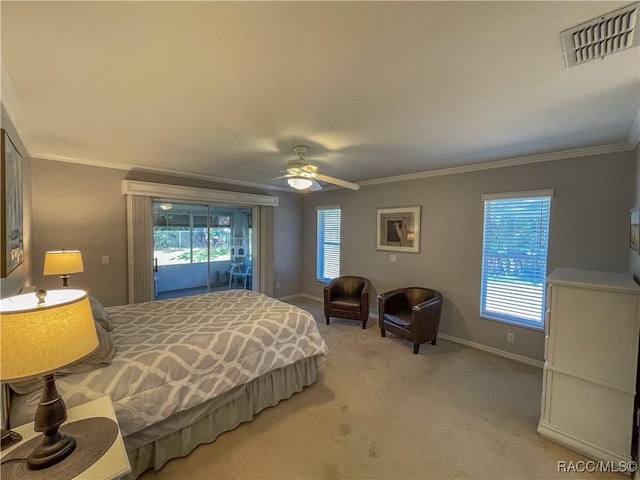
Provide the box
[383,311,412,329]
[330,296,362,311]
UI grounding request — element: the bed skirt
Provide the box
[125,354,323,479]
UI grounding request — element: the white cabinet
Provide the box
[538,268,640,463]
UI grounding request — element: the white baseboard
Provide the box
[438,333,544,368]
[279,293,543,368]
[299,293,323,302]
[277,292,322,302]
[537,420,632,464]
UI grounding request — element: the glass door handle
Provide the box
[153,258,158,273]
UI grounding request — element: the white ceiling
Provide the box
[1,1,639,191]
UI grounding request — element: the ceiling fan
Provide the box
[277,146,360,191]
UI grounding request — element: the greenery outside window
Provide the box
[154,211,232,266]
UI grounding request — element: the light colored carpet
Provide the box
[141,297,621,480]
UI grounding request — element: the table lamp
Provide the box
[0,289,98,470]
[43,250,84,287]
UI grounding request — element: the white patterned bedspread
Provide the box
[9,290,328,436]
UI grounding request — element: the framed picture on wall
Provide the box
[376,206,421,253]
[1,129,24,277]
[630,207,640,254]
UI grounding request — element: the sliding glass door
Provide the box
[152,202,252,300]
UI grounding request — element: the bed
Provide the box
[7,290,328,478]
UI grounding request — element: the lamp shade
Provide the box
[288,176,313,190]
[43,250,84,276]
[0,289,98,382]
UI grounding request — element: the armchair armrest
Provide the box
[412,293,443,342]
[413,294,442,312]
[324,278,340,302]
[360,281,370,309]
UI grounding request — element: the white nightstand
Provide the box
[1,396,131,480]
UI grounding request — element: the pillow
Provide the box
[89,296,113,332]
[9,321,115,394]
[58,321,115,374]
[8,377,43,395]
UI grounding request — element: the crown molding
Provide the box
[358,141,636,187]
[1,63,33,156]
[32,152,133,171]
[628,111,640,149]
[32,152,287,192]
[29,139,638,194]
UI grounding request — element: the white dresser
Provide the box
[538,268,640,463]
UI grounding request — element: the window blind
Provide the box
[317,207,341,282]
[127,194,154,304]
[480,194,552,329]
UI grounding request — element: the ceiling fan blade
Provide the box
[309,179,323,191]
[270,175,289,181]
[315,173,360,191]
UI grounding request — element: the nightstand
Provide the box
[1,396,131,479]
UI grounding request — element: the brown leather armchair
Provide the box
[324,276,371,329]
[378,287,443,354]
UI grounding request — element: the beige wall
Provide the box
[631,144,640,279]
[302,151,635,362]
[29,160,302,306]
[30,160,129,305]
[0,107,32,297]
[273,195,303,296]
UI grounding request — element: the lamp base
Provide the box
[27,432,75,470]
[27,373,72,470]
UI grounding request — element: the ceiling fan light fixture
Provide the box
[287,176,313,190]
[159,203,173,211]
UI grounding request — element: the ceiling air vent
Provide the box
[560,2,640,67]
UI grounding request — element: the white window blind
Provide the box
[480,191,552,329]
[317,207,341,282]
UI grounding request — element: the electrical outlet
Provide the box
[507,332,515,343]
[275,282,280,289]
[389,254,396,262]
[101,255,110,265]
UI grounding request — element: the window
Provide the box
[206,215,232,263]
[153,212,191,265]
[480,190,553,330]
[153,210,232,266]
[317,206,341,282]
